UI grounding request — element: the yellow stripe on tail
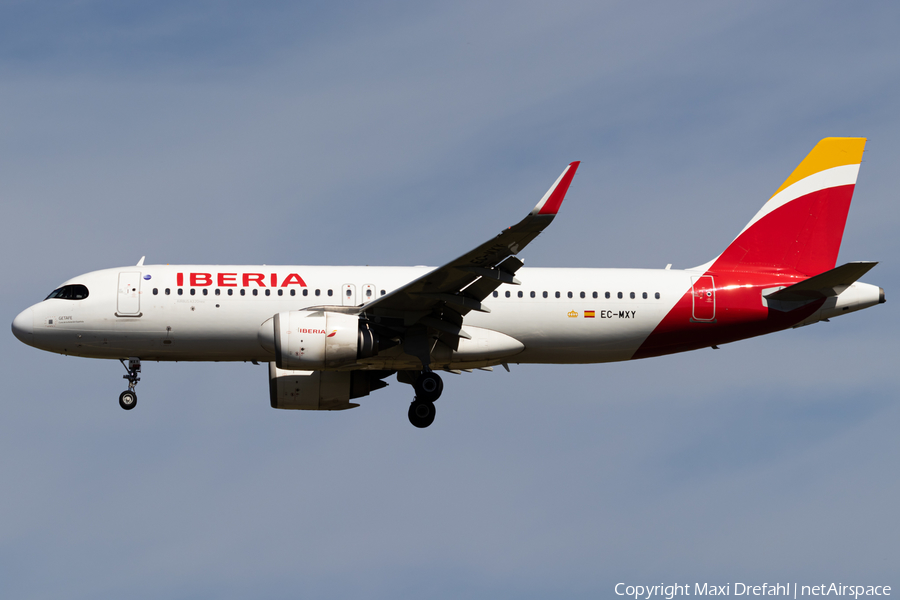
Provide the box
[769,137,866,199]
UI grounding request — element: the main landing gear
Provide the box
[407,370,443,429]
[119,358,141,411]
[408,398,436,428]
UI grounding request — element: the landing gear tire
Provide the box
[408,399,436,428]
[413,371,443,402]
[118,357,141,411]
[119,390,137,410]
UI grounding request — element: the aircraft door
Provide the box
[117,272,142,316]
[342,284,357,306]
[691,275,715,321]
[362,284,376,304]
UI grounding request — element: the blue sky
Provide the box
[2,2,898,598]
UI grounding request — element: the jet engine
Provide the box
[258,310,391,370]
[268,363,392,410]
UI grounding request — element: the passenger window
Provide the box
[290,289,295,296]
[327,289,333,297]
[567,292,573,299]
[178,289,183,296]
[517,291,523,298]
[315,289,321,296]
[215,289,221,296]
[530,291,535,298]
[190,289,196,296]
[278,289,283,296]
[543,291,548,298]
[240,289,246,296]
[346,289,351,297]
[153,288,158,295]
[228,289,233,296]
[642,292,648,299]
[605,292,610,299]
[265,289,270,296]
[592,292,598,299]
[303,289,308,296]
[366,289,372,297]
[630,292,635,299]
[505,291,511,298]
[555,292,560,298]
[253,289,258,296]
[202,289,208,296]
[381,290,386,296]
[655,292,661,299]
[493,291,499,298]
[617,292,623,299]
[580,292,585,299]
[165,288,170,295]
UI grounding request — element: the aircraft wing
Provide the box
[353,162,580,356]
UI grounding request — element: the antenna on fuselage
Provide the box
[136,256,145,266]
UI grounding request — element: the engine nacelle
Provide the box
[260,310,387,370]
[268,363,391,410]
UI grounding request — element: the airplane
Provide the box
[11,137,884,428]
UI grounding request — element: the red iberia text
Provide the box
[177,272,308,287]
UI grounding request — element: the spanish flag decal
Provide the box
[584,310,595,318]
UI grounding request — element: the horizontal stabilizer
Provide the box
[765,261,878,303]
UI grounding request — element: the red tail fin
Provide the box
[707,138,866,276]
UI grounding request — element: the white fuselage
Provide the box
[20,264,692,366]
[17,263,882,372]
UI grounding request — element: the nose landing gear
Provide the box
[407,370,443,428]
[119,390,137,410]
[119,358,141,411]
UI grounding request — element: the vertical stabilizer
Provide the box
[707,137,866,276]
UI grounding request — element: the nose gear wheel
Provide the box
[119,358,142,411]
[119,390,137,410]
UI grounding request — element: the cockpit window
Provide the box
[45,284,90,300]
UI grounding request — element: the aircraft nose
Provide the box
[12,307,34,346]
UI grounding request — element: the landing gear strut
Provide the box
[119,357,141,411]
[407,370,443,428]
